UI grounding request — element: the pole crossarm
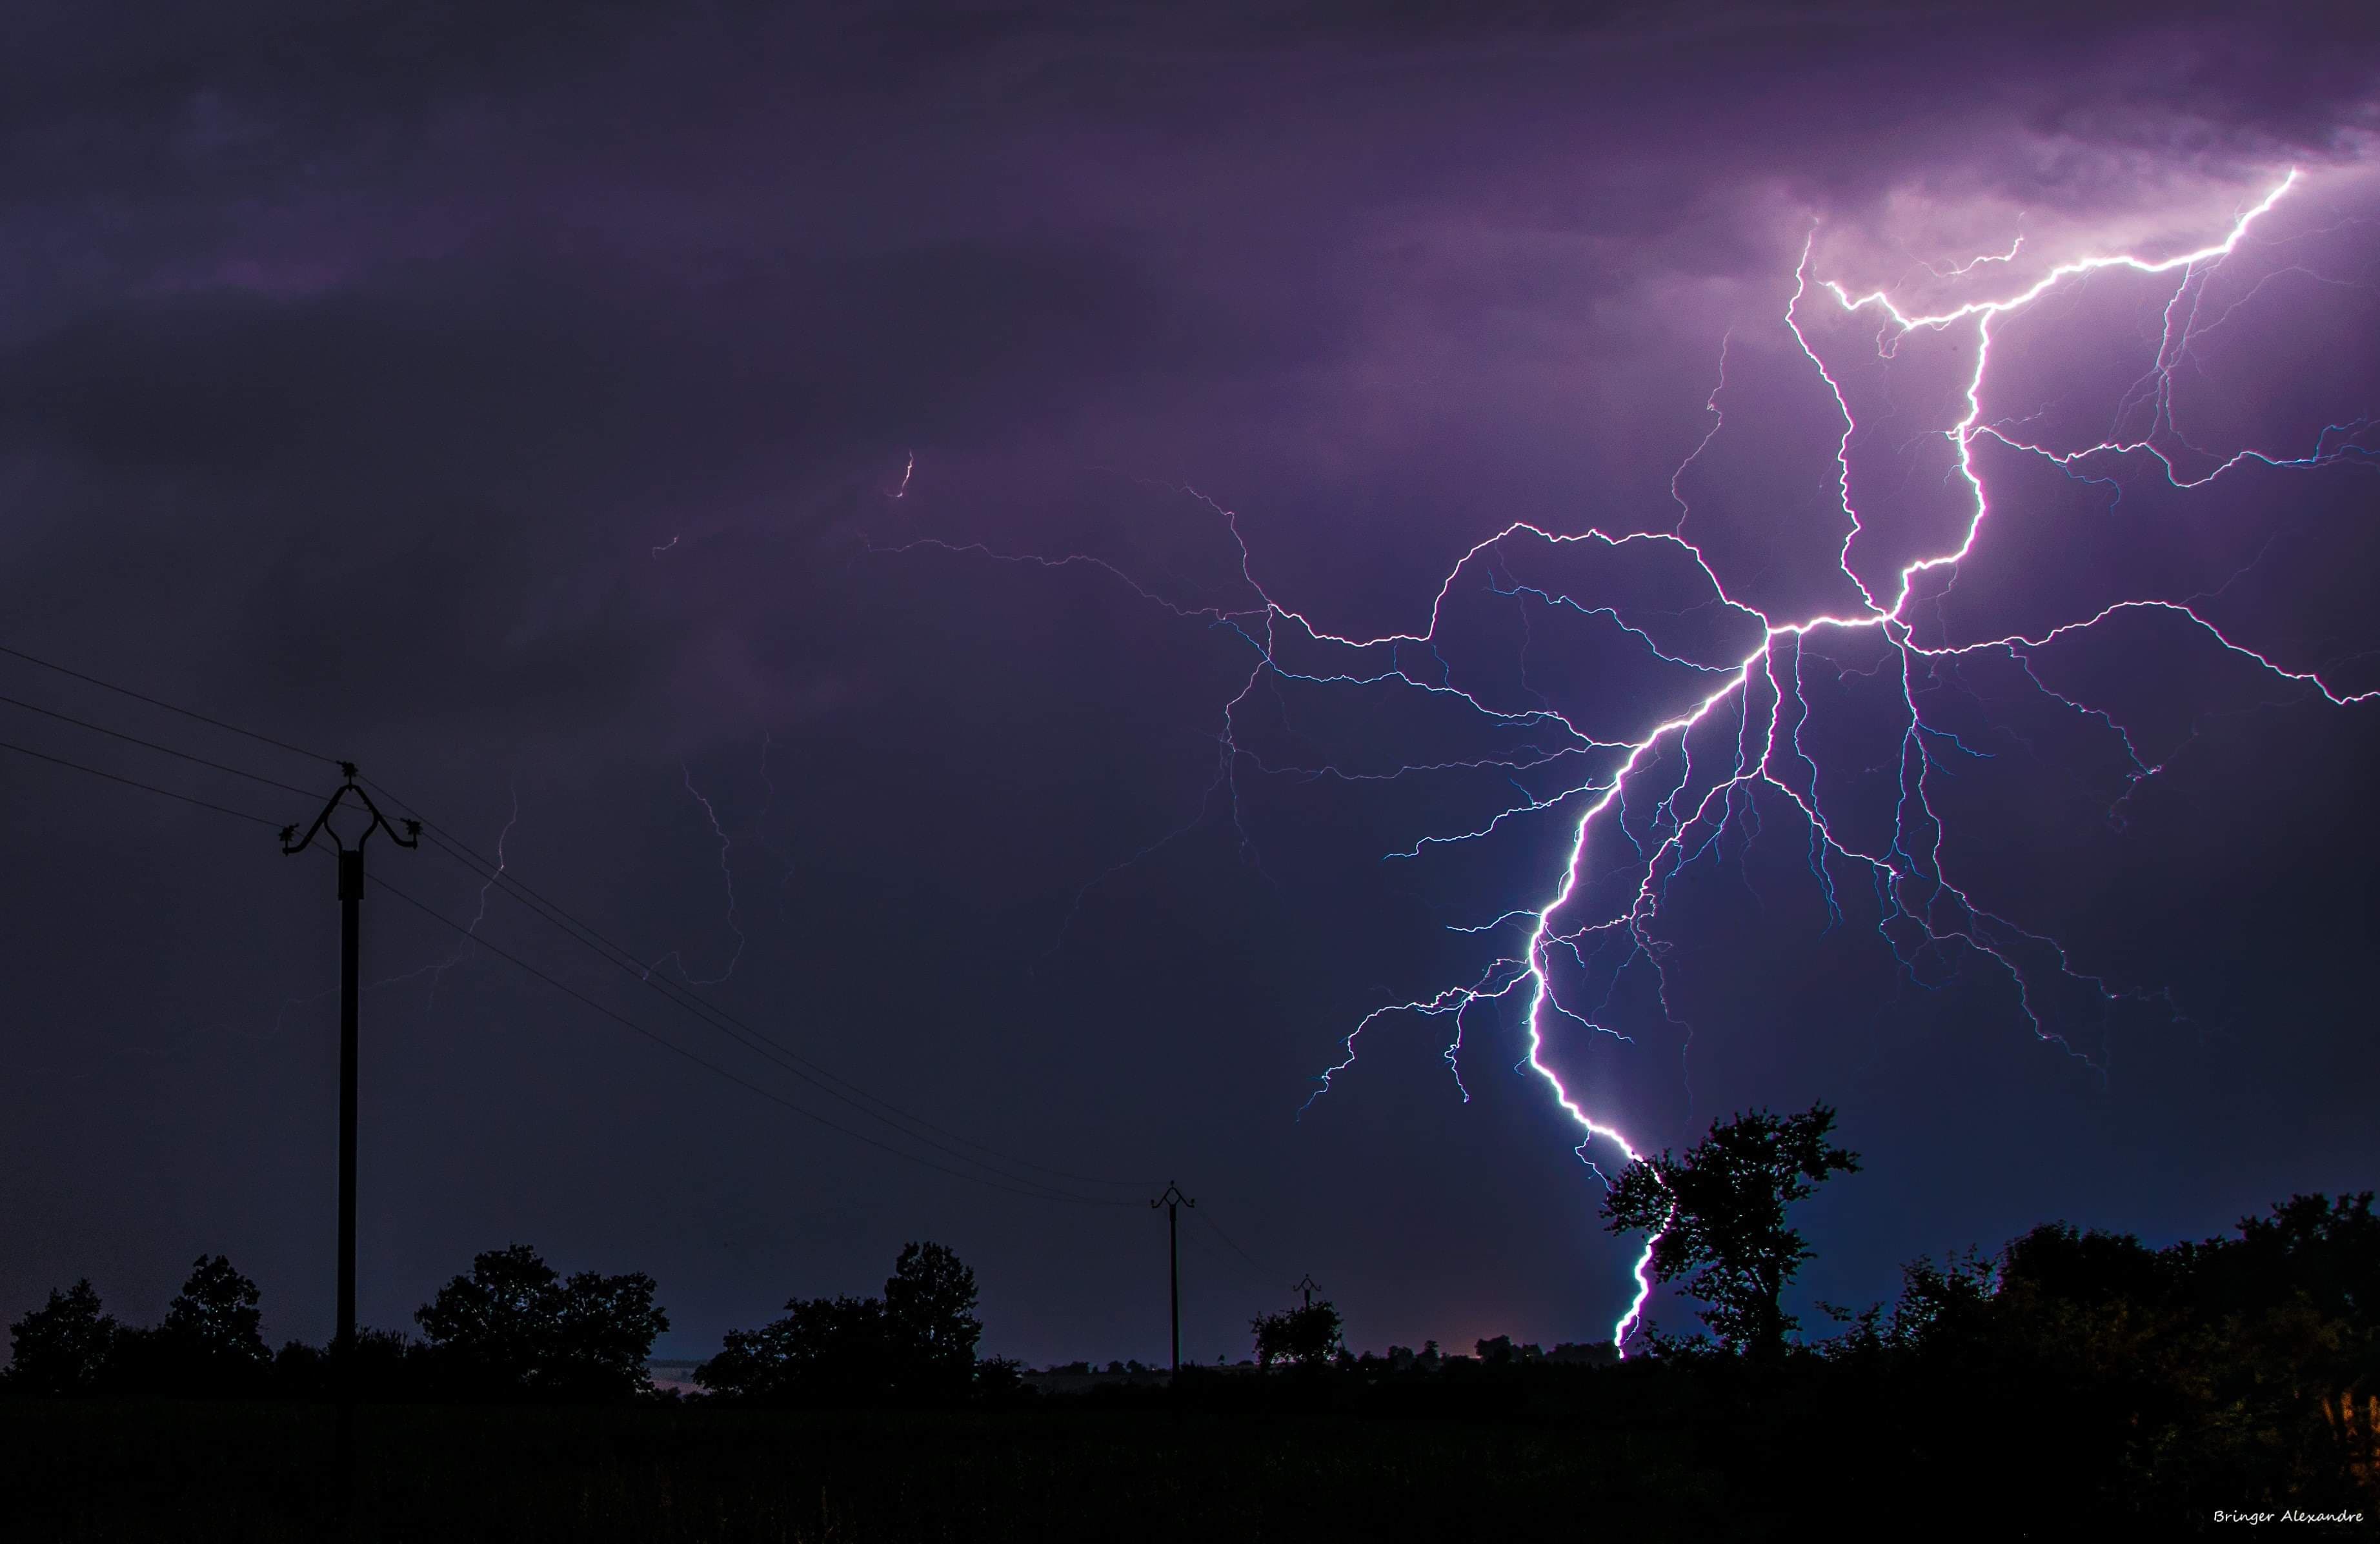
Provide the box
[280,762,419,858]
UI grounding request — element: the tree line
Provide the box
[8,1105,2374,1511]
[5,1244,668,1401]
[4,1236,1014,1408]
[690,1241,1021,1405]
[1587,1101,2378,1509]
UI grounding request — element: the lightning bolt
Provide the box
[645,760,747,987]
[267,779,520,1028]
[1917,230,2025,279]
[891,166,2373,1354]
[414,776,521,1007]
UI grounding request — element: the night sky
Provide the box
[5,3,2378,1370]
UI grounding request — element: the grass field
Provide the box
[2,1398,1766,1542]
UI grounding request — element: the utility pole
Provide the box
[1150,1180,1195,1381]
[1293,1273,1320,1310]
[280,764,416,1512]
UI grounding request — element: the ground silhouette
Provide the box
[7,1134,2375,1530]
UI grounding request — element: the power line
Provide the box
[0,640,1156,1199]
[1193,1203,1268,1276]
[0,691,321,799]
[376,783,1153,1193]
[1173,1217,1267,1301]
[418,821,1146,1188]
[0,714,1141,1205]
[0,642,339,767]
[367,870,1139,1208]
[0,736,287,828]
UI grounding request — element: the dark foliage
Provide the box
[6,1259,277,1398]
[883,1240,983,1397]
[125,1255,274,1395]
[1602,1103,1860,1358]
[1251,1299,1343,1368]
[161,1256,270,1364]
[413,1243,668,1401]
[4,1279,117,1396]
[695,1239,987,1405]
[1806,1192,2380,1515]
[696,1292,890,1405]
[268,1328,429,1402]
[8,1187,2373,1528]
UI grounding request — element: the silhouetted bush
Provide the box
[269,1328,430,1401]
[695,1239,987,1405]
[1251,1299,1342,1367]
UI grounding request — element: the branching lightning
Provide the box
[267,779,519,1029]
[410,776,521,1007]
[644,761,747,987]
[891,168,2377,1352]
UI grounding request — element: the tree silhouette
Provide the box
[883,1241,980,1396]
[704,1294,888,1403]
[1602,1102,1861,1358]
[695,1241,985,1405]
[99,1254,276,1394]
[414,1243,667,1399]
[4,1280,117,1395]
[1251,1299,1342,1368]
[161,1255,270,1376]
[1831,1195,2380,1506]
[2200,1192,2379,1485]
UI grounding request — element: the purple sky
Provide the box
[3,3,2377,1366]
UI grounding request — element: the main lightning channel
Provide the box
[896,168,2360,1354]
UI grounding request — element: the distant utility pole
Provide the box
[1150,1180,1195,1380]
[280,764,416,1510]
[1293,1273,1320,1309]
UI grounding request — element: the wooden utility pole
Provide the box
[1150,1181,1195,1380]
[1293,1273,1320,1309]
[280,765,416,1512]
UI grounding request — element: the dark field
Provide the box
[3,1399,1743,1543]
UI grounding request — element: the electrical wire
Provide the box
[1193,1203,1269,1276]
[0,642,338,767]
[0,691,321,799]
[0,642,1166,1203]
[366,870,1138,1207]
[0,736,287,828]
[373,782,1156,1193]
